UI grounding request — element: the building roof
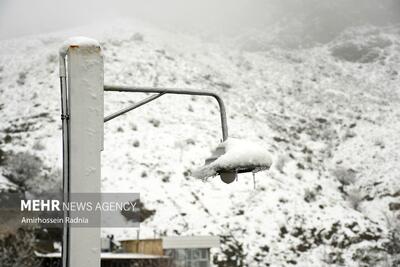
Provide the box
[162,236,220,249]
[35,252,169,259]
[119,238,161,242]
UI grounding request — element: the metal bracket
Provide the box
[104,93,165,122]
[61,114,70,120]
[104,85,228,141]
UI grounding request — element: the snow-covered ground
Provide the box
[0,19,399,266]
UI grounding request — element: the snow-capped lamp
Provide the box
[192,138,272,184]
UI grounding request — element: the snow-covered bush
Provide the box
[330,26,394,63]
[0,228,41,267]
[0,148,7,166]
[120,200,155,223]
[274,154,286,174]
[32,141,45,151]
[131,32,144,42]
[383,212,400,266]
[331,42,380,63]
[16,71,27,86]
[3,152,43,190]
[322,248,345,266]
[346,186,364,211]
[213,234,246,267]
[331,167,357,186]
[304,187,319,203]
[26,168,62,195]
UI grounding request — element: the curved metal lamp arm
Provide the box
[104,85,229,141]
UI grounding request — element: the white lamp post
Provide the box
[59,37,103,267]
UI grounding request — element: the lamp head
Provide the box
[219,171,237,184]
[192,138,272,184]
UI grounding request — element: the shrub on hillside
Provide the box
[120,200,155,223]
[26,168,62,195]
[331,167,357,186]
[383,212,400,266]
[331,42,381,63]
[0,228,41,267]
[0,148,7,166]
[330,27,393,63]
[213,234,246,267]
[346,186,364,211]
[3,152,43,189]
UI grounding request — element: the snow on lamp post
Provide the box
[59,37,271,267]
[193,138,272,184]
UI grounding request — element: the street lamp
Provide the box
[58,37,271,267]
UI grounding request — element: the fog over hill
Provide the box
[1,0,400,43]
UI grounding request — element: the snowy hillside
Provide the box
[0,20,399,266]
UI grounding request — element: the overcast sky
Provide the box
[0,0,399,40]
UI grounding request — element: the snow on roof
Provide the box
[59,36,101,56]
[192,138,272,179]
[35,252,168,259]
[119,237,161,242]
[162,235,220,249]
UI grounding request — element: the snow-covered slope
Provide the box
[0,20,399,266]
